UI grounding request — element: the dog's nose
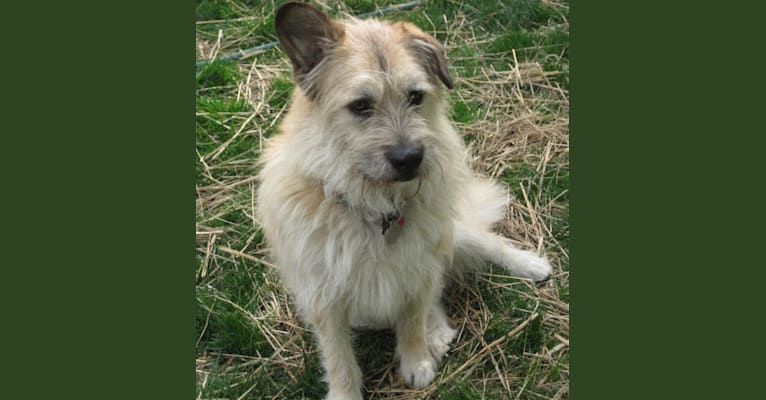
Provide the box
[386,143,424,181]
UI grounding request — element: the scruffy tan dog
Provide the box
[256,2,552,399]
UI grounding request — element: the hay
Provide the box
[196,2,569,398]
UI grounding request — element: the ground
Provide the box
[196,1,569,399]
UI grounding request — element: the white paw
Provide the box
[427,324,457,362]
[513,251,553,282]
[399,358,437,389]
[324,390,362,400]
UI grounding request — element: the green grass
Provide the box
[196,1,569,399]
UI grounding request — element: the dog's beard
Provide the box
[344,150,440,218]
[312,154,426,218]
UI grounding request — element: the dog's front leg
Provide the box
[395,296,438,389]
[310,309,363,400]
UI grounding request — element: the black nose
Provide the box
[386,143,424,181]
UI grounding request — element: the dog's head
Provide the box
[275,2,453,184]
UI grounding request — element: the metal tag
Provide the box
[383,215,406,244]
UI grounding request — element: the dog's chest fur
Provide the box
[258,160,455,325]
[341,198,454,326]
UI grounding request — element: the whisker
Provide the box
[435,156,446,185]
[413,175,423,198]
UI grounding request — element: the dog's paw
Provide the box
[399,358,437,389]
[324,390,363,400]
[427,324,457,363]
[513,251,553,282]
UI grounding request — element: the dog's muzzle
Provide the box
[386,143,424,182]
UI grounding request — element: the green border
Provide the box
[3,1,194,398]
[571,1,765,398]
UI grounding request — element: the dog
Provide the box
[256,3,553,399]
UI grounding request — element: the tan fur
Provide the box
[257,4,552,399]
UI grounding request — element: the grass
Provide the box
[195,1,569,399]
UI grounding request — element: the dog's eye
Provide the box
[408,90,424,107]
[348,98,373,117]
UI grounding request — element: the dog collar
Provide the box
[326,186,408,242]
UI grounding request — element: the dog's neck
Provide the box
[320,176,420,235]
[331,186,408,217]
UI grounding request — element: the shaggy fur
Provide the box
[256,3,552,399]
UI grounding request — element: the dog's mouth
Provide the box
[362,168,422,185]
[392,169,420,182]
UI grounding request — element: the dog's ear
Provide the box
[407,33,454,90]
[275,2,343,86]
